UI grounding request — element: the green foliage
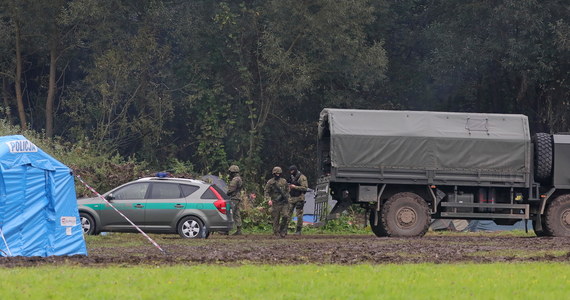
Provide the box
[240,206,273,232]
[0,0,569,188]
[317,209,369,233]
[188,85,233,174]
[0,118,146,196]
[164,158,195,175]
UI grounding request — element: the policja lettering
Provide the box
[7,140,38,153]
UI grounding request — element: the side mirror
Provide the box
[105,193,115,201]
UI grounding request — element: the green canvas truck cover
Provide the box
[319,109,531,174]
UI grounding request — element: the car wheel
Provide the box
[80,213,97,235]
[178,216,209,239]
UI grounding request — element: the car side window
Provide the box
[181,185,200,197]
[148,183,182,199]
[112,183,150,200]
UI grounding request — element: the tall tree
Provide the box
[0,6,14,122]
[60,0,176,164]
[6,2,28,130]
[210,0,388,181]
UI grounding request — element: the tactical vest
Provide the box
[289,173,304,197]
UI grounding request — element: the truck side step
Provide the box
[440,202,529,219]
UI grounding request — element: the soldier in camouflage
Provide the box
[288,165,308,235]
[264,166,290,237]
[227,165,243,235]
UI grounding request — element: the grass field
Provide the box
[1,263,569,299]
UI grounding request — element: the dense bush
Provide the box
[0,120,147,196]
[0,120,364,233]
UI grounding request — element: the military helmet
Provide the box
[228,165,240,173]
[272,166,282,174]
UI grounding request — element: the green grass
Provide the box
[1,263,569,299]
[467,249,569,259]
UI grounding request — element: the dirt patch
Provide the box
[1,233,569,267]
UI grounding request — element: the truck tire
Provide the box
[543,194,570,237]
[369,209,388,237]
[381,192,430,237]
[533,133,553,184]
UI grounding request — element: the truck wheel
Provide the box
[381,192,430,237]
[369,209,388,237]
[544,194,570,237]
[534,133,553,184]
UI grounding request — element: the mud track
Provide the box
[1,233,569,267]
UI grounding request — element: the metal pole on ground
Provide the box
[0,227,12,256]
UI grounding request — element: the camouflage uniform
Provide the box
[227,165,243,235]
[264,167,290,237]
[288,166,308,234]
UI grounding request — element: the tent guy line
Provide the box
[0,227,11,256]
[75,174,167,255]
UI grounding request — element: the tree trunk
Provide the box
[2,77,12,123]
[46,42,57,138]
[14,22,27,130]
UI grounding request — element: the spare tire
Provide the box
[534,133,553,184]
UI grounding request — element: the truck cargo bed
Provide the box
[318,109,531,187]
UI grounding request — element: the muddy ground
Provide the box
[1,232,569,267]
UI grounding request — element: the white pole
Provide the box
[0,227,12,257]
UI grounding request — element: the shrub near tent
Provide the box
[0,135,87,257]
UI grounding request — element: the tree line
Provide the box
[0,0,568,186]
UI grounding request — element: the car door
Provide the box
[98,182,149,230]
[145,182,188,229]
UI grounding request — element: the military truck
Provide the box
[315,108,570,237]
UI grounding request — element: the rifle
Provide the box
[289,173,307,197]
[272,180,288,202]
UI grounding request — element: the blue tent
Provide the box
[0,135,87,257]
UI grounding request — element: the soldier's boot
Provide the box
[294,226,302,235]
[232,226,242,236]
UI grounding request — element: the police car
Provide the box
[77,177,233,238]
